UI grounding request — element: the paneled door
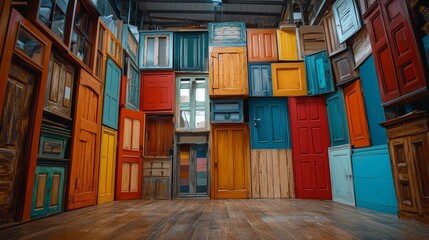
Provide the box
[289,97,332,199]
[68,69,103,210]
[116,108,145,200]
[97,127,117,204]
[211,124,250,199]
[102,57,121,130]
[328,145,355,206]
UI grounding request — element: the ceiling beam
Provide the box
[147,10,282,16]
[138,0,286,5]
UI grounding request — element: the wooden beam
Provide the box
[147,10,282,17]
[138,0,286,5]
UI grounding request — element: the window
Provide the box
[139,32,173,69]
[176,76,209,130]
[70,1,94,67]
[38,0,69,41]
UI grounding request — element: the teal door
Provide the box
[174,32,208,72]
[249,63,272,96]
[326,89,350,146]
[328,144,355,206]
[125,59,140,111]
[305,50,334,95]
[103,57,121,129]
[31,165,66,218]
[249,98,291,149]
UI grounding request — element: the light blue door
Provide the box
[249,98,290,149]
[249,63,272,96]
[103,57,121,129]
[328,144,355,206]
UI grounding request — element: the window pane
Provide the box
[70,31,79,56]
[180,110,191,128]
[158,37,167,66]
[52,6,66,41]
[195,110,205,128]
[146,37,155,66]
[15,27,45,66]
[196,87,205,102]
[180,89,190,103]
[39,0,53,25]
[98,27,105,50]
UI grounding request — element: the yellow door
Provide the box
[277,29,298,61]
[98,126,118,204]
[272,62,307,96]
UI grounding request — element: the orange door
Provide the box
[115,108,145,200]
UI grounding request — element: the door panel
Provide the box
[289,97,332,199]
[68,70,103,210]
[248,63,272,96]
[328,145,355,206]
[326,89,350,146]
[208,22,246,46]
[297,26,326,57]
[277,29,299,60]
[103,58,121,129]
[211,124,250,199]
[333,0,362,43]
[323,8,347,57]
[247,29,278,62]
[145,115,174,157]
[305,50,334,95]
[98,127,117,204]
[141,71,174,112]
[174,32,208,71]
[331,48,359,86]
[116,108,144,200]
[272,62,307,96]
[249,98,291,149]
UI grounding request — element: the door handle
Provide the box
[253,118,261,128]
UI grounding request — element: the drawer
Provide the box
[143,169,171,177]
[211,99,243,123]
[38,132,69,159]
[143,161,171,169]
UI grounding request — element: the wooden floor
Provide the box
[1,199,429,239]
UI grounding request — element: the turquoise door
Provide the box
[103,57,121,129]
[249,98,291,149]
[174,32,208,72]
[249,63,272,96]
[125,59,140,111]
[326,89,350,146]
[328,144,355,206]
[305,50,334,95]
[31,165,65,218]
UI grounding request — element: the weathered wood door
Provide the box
[333,0,362,43]
[211,124,250,199]
[98,127,117,204]
[289,97,332,199]
[322,7,347,57]
[328,145,355,206]
[116,108,144,200]
[68,69,103,210]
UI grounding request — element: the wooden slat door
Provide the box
[247,29,278,62]
[343,80,371,148]
[328,145,355,206]
[289,97,332,199]
[68,69,103,210]
[333,0,362,43]
[209,46,248,96]
[297,26,326,57]
[276,29,299,61]
[211,124,250,199]
[208,22,247,46]
[97,127,117,204]
[116,108,144,200]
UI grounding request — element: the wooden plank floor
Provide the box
[1,199,429,239]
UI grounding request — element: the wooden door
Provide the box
[344,80,371,148]
[333,0,362,43]
[0,0,11,60]
[177,144,209,196]
[271,62,307,96]
[68,69,103,210]
[208,22,246,46]
[102,57,121,130]
[106,31,123,69]
[125,59,140,111]
[326,90,350,146]
[116,108,144,200]
[331,48,359,86]
[380,0,426,97]
[145,115,174,157]
[247,29,278,62]
[141,71,174,113]
[297,26,326,57]
[410,133,429,209]
[289,97,332,199]
[174,32,208,72]
[322,7,347,57]
[209,46,248,96]
[211,124,250,199]
[98,127,117,204]
[248,63,272,96]
[364,4,400,103]
[304,50,334,95]
[276,29,299,60]
[328,145,355,206]
[249,98,291,149]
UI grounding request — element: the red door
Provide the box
[289,97,332,199]
[115,108,145,200]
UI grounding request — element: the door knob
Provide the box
[253,118,261,127]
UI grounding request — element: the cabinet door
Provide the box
[208,22,246,46]
[44,55,74,119]
[174,32,208,72]
[410,133,429,208]
[333,0,362,43]
[211,99,243,123]
[31,166,65,217]
[103,58,121,130]
[277,29,299,61]
[145,115,174,157]
[297,26,326,57]
[271,62,307,96]
[249,63,272,96]
[141,72,174,112]
[211,124,250,199]
[68,69,103,210]
[249,98,291,149]
[331,48,359,86]
[155,177,171,200]
[116,109,144,200]
[209,46,248,96]
[125,59,140,111]
[289,96,332,199]
[351,28,372,68]
[329,145,355,206]
[305,50,334,95]
[326,90,350,146]
[365,4,399,103]
[247,29,278,62]
[139,32,173,69]
[380,0,426,98]
[98,127,117,204]
[344,80,371,148]
[322,8,347,56]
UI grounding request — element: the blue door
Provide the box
[249,63,272,96]
[328,144,355,206]
[249,98,290,149]
[174,32,208,72]
[103,57,121,129]
[305,50,334,95]
[326,89,350,146]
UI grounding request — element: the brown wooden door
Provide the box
[322,7,347,57]
[410,133,429,209]
[247,29,278,62]
[330,48,359,86]
[116,108,144,200]
[145,115,174,157]
[289,97,332,199]
[68,69,103,210]
[211,124,250,199]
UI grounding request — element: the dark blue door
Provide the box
[249,63,272,96]
[249,98,290,149]
[326,89,349,146]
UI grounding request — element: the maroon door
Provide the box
[289,96,332,199]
